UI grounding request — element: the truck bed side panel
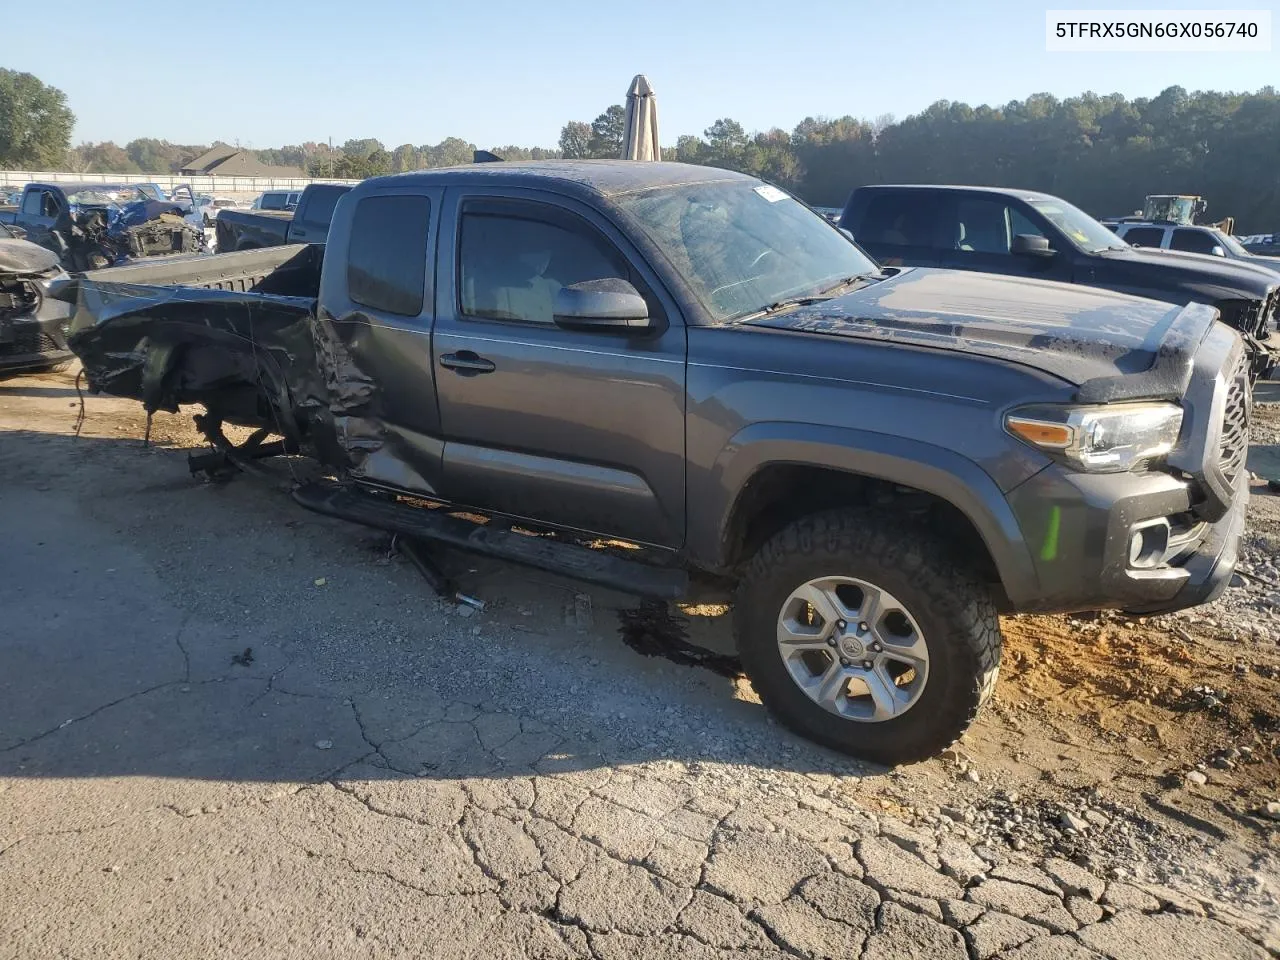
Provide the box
[58,245,327,445]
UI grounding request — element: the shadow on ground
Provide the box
[1,428,875,795]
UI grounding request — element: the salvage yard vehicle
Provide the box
[1242,233,1280,257]
[197,196,240,226]
[1107,220,1280,277]
[840,185,1279,378]
[58,162,1252,764]
[0,226,74,376]
[216,183,352,251]
[15,182,204,272]
[252,190,302,211]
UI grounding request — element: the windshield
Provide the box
[1214,230,1249,256]
[1027,198,1127,254]
[615,180,878,322]
[66,186,151,206]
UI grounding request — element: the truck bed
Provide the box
[70,243,322,297]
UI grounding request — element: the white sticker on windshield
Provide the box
[753,184,789,203]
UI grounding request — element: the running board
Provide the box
[291,482,688,600]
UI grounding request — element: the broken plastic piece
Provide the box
[395,535,456,597]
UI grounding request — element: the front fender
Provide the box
[692,421,1040,606]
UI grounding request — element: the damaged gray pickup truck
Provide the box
[58,162,1251,764]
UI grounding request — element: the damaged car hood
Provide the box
[0,238,61,274]
[742,267,1218,389]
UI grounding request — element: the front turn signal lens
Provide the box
[1006,419,1072,448]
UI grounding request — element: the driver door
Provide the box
[432,189,688,548]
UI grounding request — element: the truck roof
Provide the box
[28,182,142,192]
[1116,221,1220,231]
[362,160,756,199]
[854,184,1060,203]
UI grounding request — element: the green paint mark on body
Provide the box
[1040,505,1061,562]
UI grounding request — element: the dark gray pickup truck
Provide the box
[214,183,352,252]
[58,162,1250,764]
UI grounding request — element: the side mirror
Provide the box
[1210,245,1226,258]
[1012,233,1055,258]
[554,278,652,332]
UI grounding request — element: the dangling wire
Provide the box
[73,367,87,438]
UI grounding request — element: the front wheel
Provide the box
[734,509,1001,765]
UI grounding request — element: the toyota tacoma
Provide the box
[56,162,1251,764]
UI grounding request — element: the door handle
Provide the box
[439,351,496,374]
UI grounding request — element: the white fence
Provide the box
[0,170,360,195]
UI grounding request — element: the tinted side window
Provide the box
[459,205,627,325]
[1170,229,1220,254]
[21,191,43,215]
[953,198,1014,254]
[347,195,431,316]
[855,192,941,250]
[299,186,346,226]
[1009,207,1047,242]
[1123,226,1165,248]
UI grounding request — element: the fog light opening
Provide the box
[1128,520,1171,569]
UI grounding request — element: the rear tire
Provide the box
[734,508,1001,765]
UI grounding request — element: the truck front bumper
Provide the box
[1004,463,1248,616]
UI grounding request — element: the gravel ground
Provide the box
[2,367,1278,960]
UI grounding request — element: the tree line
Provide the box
[2,67,1277,232]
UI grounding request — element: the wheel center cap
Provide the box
[839,635,865,658]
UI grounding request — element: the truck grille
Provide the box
[1219,365,1250,486]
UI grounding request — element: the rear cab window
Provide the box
[347,195,431,316]
[21,190,46,216]
[297,186,347,228]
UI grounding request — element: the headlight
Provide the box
[1005,402,1183,473]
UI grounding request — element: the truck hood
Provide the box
[1098,244,1279,298]
[743,267,1217,397]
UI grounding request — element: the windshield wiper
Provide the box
[817,272,884,296]
[731,274,881,324]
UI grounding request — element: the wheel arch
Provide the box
[703,423,1039,608]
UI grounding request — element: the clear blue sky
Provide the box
[9,0,1278,149]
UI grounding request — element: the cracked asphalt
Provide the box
[1,372,1276,960]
